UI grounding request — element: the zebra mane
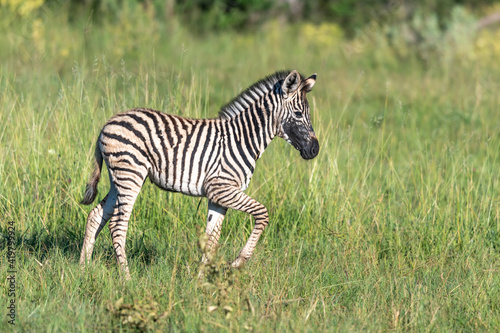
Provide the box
[218,70,302,120]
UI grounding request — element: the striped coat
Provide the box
[80,70,319,278]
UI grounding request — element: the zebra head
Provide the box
[277,70,319,160]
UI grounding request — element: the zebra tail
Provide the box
[81,141,103,205]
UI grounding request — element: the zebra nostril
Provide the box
[309,140,319,157]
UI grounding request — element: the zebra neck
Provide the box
[226,101,276,162]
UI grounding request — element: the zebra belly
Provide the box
[148,169,206,197]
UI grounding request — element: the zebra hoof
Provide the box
[229,257,248,269]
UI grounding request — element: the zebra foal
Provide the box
[80,70,319,279]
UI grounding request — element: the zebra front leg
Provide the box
[207,186,268,269]
[199,201,227,278]
[80,193,115,265]
[230,197,268,269]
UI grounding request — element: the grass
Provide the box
[1,6,500,332]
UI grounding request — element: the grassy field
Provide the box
[1,6,500,332]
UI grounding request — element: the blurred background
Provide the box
[2,0,500,78]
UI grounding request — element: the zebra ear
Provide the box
[301,73,316,93]
[282,70,301,96]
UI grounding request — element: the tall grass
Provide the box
[1,6,500,331]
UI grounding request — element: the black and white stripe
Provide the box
[80,70,319,278]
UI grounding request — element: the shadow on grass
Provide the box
[0,222,172,266]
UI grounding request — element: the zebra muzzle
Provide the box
[300,138,319,160]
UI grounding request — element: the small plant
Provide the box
[107,297,168,332]
[197,230,254,321]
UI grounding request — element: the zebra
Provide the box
[79,70,319,279]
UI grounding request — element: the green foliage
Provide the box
[175,0,274,32]
[0,0,45,16]
[1,3,500,332]
[12,0,498,34]
[108,297,169,331]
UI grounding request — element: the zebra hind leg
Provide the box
[79,191,116,266]
[107,168,146,280]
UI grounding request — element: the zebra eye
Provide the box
[294,111,303,118]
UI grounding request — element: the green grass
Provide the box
[1,7,500,332]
